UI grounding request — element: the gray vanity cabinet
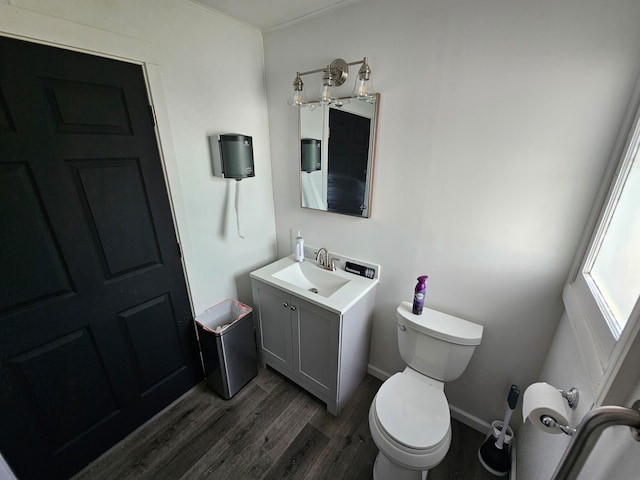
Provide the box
[292,297,340,402]
[251,279,374,415]
[251,280,295,374]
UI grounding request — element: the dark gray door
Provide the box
[327,108,370,215]
[0,36,202,479]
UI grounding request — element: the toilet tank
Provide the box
[396,301,483,382]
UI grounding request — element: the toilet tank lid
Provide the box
[397,301,483,346]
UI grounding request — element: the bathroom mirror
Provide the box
[299,94,379,217]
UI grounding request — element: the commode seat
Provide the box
[368,302,482,479]
[369,372,451,472]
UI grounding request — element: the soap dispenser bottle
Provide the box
[412,275,428,315]
[294,231,304,262]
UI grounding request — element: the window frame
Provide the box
[564,82,640,404]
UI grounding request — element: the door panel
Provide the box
[253,281,292,373]
[327,108,371,215]
[0,87,14,130]
[0,162,74,310]
[118,293,185,392]
[8,328,121,450]
[0,36,201,480]
[42,77,133,135]
[292,299,339,397]
[68,158,161,276]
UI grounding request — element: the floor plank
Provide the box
[430,420,499,480]
[263,424,330,480]
[72,367,502,480]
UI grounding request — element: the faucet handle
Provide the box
[315,247,328,266]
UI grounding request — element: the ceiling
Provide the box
[191,0,363,30]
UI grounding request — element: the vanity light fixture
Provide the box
[353,57,375,99]
[287,72,306,106]
[287,57,375,107]
[320,68,335,105]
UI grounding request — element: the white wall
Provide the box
[0,0,277,313]
[263,0,640,426]
[3,1,639,477]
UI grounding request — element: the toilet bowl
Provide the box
[369,302,483,479]
[369,372,451,479]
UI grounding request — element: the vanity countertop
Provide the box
[250,255,379,315]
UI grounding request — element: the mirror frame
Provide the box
[298,93,380,218]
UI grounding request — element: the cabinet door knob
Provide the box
[283,302,289,308]
[290,305,297,311]
[399,325,406,331]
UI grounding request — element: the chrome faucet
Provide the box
[315,247,336,271]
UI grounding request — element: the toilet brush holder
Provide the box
[479,384,519,477]
[489,420,514,447]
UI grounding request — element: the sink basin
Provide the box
[272,261,350,297]
[251,255,380,314]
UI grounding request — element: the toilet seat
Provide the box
[374,373,450,451]
[368,301,482,479]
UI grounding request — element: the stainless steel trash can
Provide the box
[195,299,258,399]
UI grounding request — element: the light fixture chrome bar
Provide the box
[297,58,367,78]
[288,57,374,107]
[298,66,329,76]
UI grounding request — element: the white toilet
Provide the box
[369,301,484,480]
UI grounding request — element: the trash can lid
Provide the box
[195,299,252,333]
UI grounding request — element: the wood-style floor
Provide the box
[72,367,498,480]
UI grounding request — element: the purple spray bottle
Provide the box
[412,275,429,315]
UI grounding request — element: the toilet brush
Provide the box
[478,384,520,477]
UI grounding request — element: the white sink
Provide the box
[250,255,379,314]
[272,261,349,297]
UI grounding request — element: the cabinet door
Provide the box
[291,298,340,401]
[253,281,293,373]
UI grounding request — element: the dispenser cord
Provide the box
[235,180,245,239]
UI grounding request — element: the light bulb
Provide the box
[287,73,305,106]
[320,85,333,104]
[288,90,305,106]
[352,57,375,99]
[320,68,335,105]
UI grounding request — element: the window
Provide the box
[583,145,640,339]
[565,97,640,396]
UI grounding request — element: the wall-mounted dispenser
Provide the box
[209,133,255,180]
[208,133,255,239]
[301,138,321,172]
[522,382,579,436]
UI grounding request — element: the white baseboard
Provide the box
[367,363,391,382]
[453,405,517,480]
[449,404,491,434]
